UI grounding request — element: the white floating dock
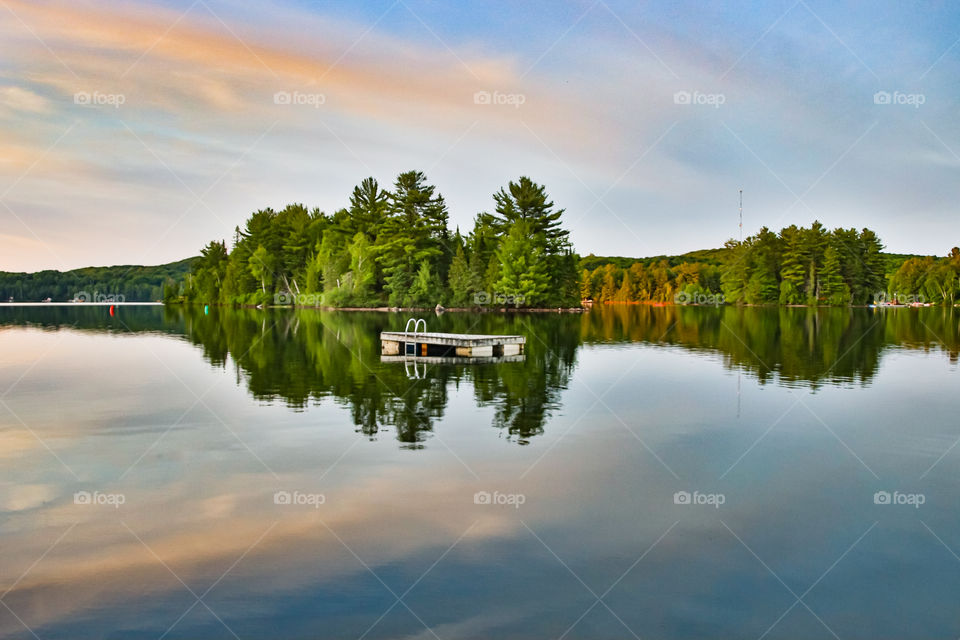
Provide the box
[380,331,526,358]
[380,354,525,365]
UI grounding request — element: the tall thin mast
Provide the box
[737,188,743,419]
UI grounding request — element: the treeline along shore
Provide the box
[582,226,959,307]
[2,172,958,307]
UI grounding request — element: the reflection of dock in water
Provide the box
[381,354,525,365]
[380,330,526,358]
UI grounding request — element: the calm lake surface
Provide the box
[1,305,959,639]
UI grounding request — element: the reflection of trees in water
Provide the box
[472,316,579,444]
[580,305,960,389]
[175,307,579,447]
[0,304,189,334]
[3,304,956,445]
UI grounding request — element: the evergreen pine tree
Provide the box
[494,222,550,307]
[858,228,885,303]
[778,226,806,303]
[447,244,475,306]
[820,244,850,305]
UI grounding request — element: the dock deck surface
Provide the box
[380,354,525,364]
[379,331,525,346]
[380,331,526,357]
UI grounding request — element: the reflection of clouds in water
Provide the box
[0,455,569,636]
[0,354,690,638]
[2,308,960,637]
[399,611,528,640]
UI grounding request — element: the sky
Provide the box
[0,0,958,271]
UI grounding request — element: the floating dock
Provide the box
[380,354,525,365]
[380,331,526,358]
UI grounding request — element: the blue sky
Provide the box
[0,0,958,270]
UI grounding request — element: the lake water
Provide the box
[1,305,959,639]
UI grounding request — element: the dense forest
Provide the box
[0,259,194,302]
[581,223,960,306]
[4,180,957,308]
[175,172,580,309]
[887,250,960,305]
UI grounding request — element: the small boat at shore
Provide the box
[869,302,933,308]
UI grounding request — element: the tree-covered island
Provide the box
[176,173,581,309]
[173,171,958,308]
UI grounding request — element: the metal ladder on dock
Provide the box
[402,318,427,378]
[403,318,426,355]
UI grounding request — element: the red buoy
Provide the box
[109,305,115,316]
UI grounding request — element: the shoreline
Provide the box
[158,301,958,312]
[233,304,587,313]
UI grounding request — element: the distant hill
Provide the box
[579,249,727,272]
[580,248,926,275]
[0,257,197,302]
[1,248,934,304]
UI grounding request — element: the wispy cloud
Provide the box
[0,0,957,270]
